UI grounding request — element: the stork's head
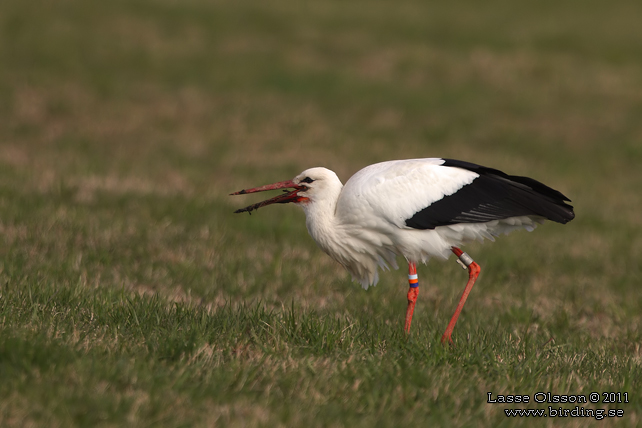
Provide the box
[231,167,342,214]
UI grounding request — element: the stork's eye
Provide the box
[300,177,314,184]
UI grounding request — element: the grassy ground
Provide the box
[1,0,641,426]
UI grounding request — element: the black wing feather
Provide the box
[405,159,575,230]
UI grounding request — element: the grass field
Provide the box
[1,0,642,426]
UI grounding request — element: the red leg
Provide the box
[404,262,419,333]
[441,247,481,344]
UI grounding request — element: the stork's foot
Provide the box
[441,247,481,344]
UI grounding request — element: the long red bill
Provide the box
[230,180,306,214]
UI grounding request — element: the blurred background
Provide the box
[1,0,641,425]
[3,0,641,187]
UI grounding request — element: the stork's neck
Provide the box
[299,180,345,255]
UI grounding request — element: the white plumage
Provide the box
[232,157,574,341]
[305,160,539,287]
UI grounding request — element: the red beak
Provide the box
[230,180,307,214]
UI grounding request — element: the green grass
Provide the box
[1,0,642,426]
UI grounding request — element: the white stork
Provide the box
[231,158,574,343]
